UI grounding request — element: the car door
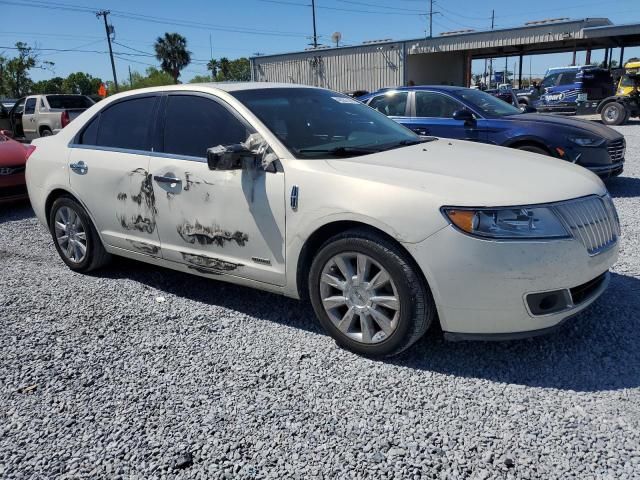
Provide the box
[22,97,38,140]
[9,98,25,137]
[68,94,162,254]
[406,91,484,142]
[149,93,286,286]
[366,91,410,126]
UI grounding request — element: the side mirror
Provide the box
[207,143,255,171]
[521,105,537,113]
[452,109,475,123]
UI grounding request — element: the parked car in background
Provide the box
[8,94,94,140]
[514,86,540,106]
[485,86,520,107]
[534,66,614,114]
[359,86,625,177]
[26,83,619,356]
[0,132,35,203]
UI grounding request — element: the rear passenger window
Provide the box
[162,95,250,158]
[96,96,156,151]
[78,116,99,145]
[367,92,408,117]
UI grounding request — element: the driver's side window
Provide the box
[163,95,251,159]
[415,91,462,118]
[540,73,560,89]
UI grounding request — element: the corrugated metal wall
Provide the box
[252,44,405,93]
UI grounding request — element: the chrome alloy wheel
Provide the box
[54,206,87,263]
[319,252,400,344]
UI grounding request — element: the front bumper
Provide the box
[404,225,618,337]
[563,141,625,178]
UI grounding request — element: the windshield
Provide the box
[46,95,94,109]
[457,89,522,117]
[230,88,420,159]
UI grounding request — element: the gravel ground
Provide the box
[1,123,640,480]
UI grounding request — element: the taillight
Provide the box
[61,110,70,128]
[24,145,36,160]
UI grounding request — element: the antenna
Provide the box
[331,32,342,48]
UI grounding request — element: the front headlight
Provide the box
[443,206,569,239]
[567,136,604,147]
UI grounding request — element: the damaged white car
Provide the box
[26,83,620,357]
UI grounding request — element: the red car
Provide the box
[0,131,35,203]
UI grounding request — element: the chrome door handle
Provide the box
[69,161,88,175]
[153,174,182,185]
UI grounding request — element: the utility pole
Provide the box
[96,10,118,92]
[311,0,318,48]
[429,0,433,38]
[128,65,133,86]
[490,11,495,82]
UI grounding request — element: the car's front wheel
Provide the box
[308,229,434,357]
[49,196,110,272]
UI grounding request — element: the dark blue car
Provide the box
[358,86,625,178]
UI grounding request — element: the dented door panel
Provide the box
[149,156,286,286]
[68,147,162,254]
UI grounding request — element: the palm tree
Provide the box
[154,33,191,84]
[207,58,219,79]
[219,57,231,80]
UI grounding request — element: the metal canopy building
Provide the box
[250,18,640,92]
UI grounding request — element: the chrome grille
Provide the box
[553,195,620,255]
[607,139,626,162]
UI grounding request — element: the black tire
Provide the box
[308,228,435,357]
[601,102,628,126]
[49,196,110,272]
[516,144,549,156]
[40,128,52,137]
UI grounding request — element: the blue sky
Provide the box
[1,0,640,84]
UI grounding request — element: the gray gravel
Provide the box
[1,122,640,479]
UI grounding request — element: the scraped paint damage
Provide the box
[116,169,158,234]
[184,171,214,191]
[118,214,155,234]
[181,252,242,275]
[177,221,248,247]
[126,239,160,255]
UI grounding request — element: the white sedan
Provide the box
[25,83,620,357]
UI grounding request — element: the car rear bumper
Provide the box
[403,224,618,338]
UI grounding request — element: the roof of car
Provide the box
[166,82,318,92]
[361,85,469,98]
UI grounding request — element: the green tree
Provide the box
[189,74,212,83]
[208,57,251,82]
[31,77,65,94]
[154,33,191,84]
[62,72,102,95]
[4,42,54,97]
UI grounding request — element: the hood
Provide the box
[505,113,622,141]
[326,139,606,207]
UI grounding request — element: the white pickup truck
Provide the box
[8,94,94,140]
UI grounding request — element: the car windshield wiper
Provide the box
[381,138,437,151]
[297,146,381,157]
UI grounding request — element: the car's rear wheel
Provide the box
[49,196,110,272]
[40,128,52,137]
[601,102,628,126]
[308,229,434,357]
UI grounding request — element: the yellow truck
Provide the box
[617,61,640,96]
[598,61,640,125]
